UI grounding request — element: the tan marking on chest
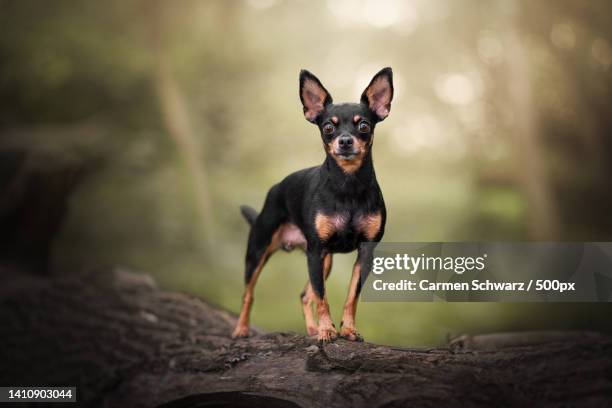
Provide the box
[355,212,382,240]
[315,212,348,241]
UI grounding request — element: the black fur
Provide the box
[239,205,259,227]
[240,68,392,309]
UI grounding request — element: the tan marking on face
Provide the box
[315,212,348,241]
[328,136,368,174]
[324,140,332,154]
[353,115,361,123]
[356,212,382,240]
[331,116,339,124]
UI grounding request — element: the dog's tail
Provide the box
[239,205,259,227]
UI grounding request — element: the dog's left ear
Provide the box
[361,67,393,121]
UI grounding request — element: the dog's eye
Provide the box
[358,121,371,133]
[322,123,335,135]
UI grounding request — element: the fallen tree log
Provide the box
[0,267,610,407]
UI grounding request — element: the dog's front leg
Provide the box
[340,244,373,341]
[307,247,337,343]
[301,253,332,336]
[340,255,362,341]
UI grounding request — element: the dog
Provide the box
[232,67,393,342]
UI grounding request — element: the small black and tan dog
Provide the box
[232,68,393,342]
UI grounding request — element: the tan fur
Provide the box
[233,224,304,338]
[232,244,273,337]
[315,212,347,241]
[340,260,361,340]
[356,212,382,240]
[328,137,368,174]
[314,293,337,341]
[301,254,332,336]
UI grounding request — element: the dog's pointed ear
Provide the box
[361,67,393,121]
[300,70,333,123]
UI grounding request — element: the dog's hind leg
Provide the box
[300,253,332,336]
[232,186,284,338]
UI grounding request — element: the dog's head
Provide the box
[299,68,393,174]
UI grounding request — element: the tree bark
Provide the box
[0,268,610,407]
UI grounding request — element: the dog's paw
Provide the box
[317,326,338,343]
[231,325,250,339]
[340,326,363,342]
[306,325,319,337]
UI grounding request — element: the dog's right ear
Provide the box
[299,70,333,123]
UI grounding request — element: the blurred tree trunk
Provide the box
[504,21,561,239]
[148,1,214,247]
[0,150,82,273]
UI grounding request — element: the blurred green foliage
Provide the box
[1,0,612,345]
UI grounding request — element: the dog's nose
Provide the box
[338,135,353,149]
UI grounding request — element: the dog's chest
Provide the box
[315,211,382,245]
